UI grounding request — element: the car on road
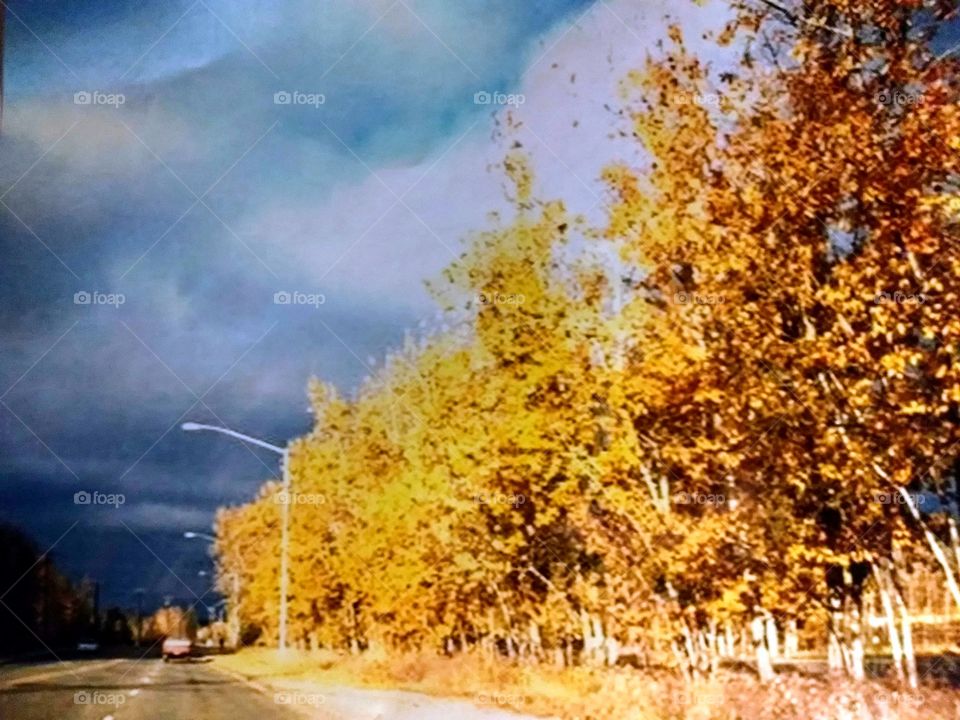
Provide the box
[161,637,193,661]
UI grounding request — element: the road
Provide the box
[0,656,300,720]
[0,656,543,720]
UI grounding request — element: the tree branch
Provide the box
[752,0,854,39]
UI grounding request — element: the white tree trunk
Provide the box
[704,620,719,676]
[892,581,918,689]
[875,565,904,683]
[765,616,779,660]
[894,481,960,608]
[605,635,621,667]
[591,614,605,665]
[751,614,775,682]
[848,605,865,681]
[827,602,844,673]
[784,619,798,659]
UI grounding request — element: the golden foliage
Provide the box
[216,0,960,674]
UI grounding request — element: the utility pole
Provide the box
[279,447,290,652]
[181,422,291,652]
[133,589,145,647]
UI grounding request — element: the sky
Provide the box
[0,0,743,612]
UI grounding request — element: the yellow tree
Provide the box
[604,0,960,682]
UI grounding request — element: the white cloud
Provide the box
[234,0,734,316]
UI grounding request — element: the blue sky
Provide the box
[0,0,724,609]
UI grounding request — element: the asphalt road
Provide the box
[0,656,311,720]
[0,656,543,720]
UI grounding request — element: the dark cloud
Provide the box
[0,0,594,608]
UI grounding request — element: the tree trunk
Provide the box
[491,584,517,659]
[673,639,694,683]
[848,603,865,681]
[875,565,905,683]
[605,634,621,667]
[680,621,699,678]
[528,621,542,664]
[721,621,734,658]
[891,580,918,689]
[784,619,798,659]
[347,602,360,655]
[765,616,779,661]
[945,476,960,576]
[591,614,605,666]
[751,614,775,682]
[895,482,960,609]
[827,600,844,673]
[706,620,719,676]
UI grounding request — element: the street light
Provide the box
[184,531,216,541]
[181,422,292,652]
[185,530,243,649]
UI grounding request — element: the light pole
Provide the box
[184,531,244,649]
[180,421,291,653]
[132,588,145,647]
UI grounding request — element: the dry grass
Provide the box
[214,649,960,719]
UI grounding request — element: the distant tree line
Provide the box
[0,523,93,655]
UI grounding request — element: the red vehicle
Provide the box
[161,637,193,662]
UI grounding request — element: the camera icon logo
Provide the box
[274,91,292,105]
[273,291,292,305]
[74,291,91,305]
[74,691,90,704]
[74,491,91,505]
[74,91,92,105]
[474,91,491,105]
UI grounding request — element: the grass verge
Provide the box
[213,648,958,719]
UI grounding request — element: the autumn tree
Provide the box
[214,0,960,691]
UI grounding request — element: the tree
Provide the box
[213,0,960,689]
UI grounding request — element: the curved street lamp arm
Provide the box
[181,422,285,455]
